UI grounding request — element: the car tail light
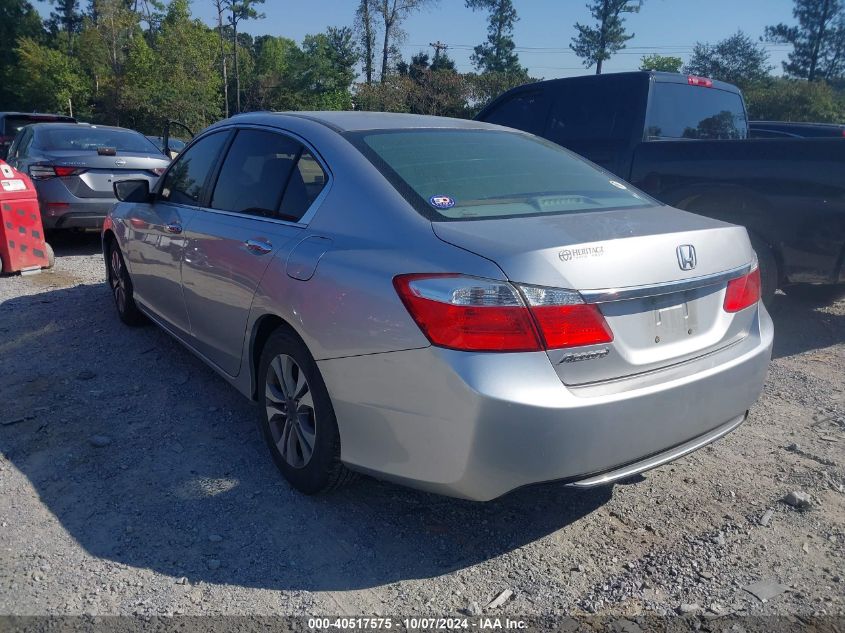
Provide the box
[688,75,713,88]
[723,267,761,312]
[54,165,86,177]
[29,164,57,179]
[393,274,541,352]
[29,164,86,179]
[518,284,614,349]
[394,274,614,353]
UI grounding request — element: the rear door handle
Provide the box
[245,239,273,255]
[164,222,182,234]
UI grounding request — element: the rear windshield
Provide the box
[646,83,747,140]
[350,129,651,221]
[36,127,160,153]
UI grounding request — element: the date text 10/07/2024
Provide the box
[307,617,529,630]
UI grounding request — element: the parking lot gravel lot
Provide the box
[0,233,843,621]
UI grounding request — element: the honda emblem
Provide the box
[676,244,697,271]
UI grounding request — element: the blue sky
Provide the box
[39,0,799,79]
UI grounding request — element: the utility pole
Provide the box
[429,40,448,62]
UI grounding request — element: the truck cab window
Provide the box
[482,92,550,136]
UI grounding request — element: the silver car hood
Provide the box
[431,204,754,290]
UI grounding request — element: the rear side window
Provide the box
[546,77,645,144]
[352,129,651,221]
[278,150,327,221]
[210,129,301,218]
[481,92,550,135]
[160,132,229,205]
[646,83,747,140]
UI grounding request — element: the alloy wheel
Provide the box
[265,354,317,469]
[110,249,127,313]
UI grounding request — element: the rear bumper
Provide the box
[566,412,746,487]
[40,202,112,229]
[319,304,773,501]
[33,179,114,229]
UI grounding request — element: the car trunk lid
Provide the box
[432,205,759,385]
[39,151,169,199]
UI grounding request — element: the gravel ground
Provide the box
[0,233,843,621]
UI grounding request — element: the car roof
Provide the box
[225,111,497,133]
[489,71,740,98]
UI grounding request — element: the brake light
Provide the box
[54,166,86,177]
[394,274,541,351]
[519,285,614,349]
[687,75,713,88]
[29,164,86,179]
[393,274,614,352]
[723,267,761,312]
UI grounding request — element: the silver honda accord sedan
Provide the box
[102,111,773,501]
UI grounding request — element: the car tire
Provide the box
[749,235,778,306]
[107,241,146,326]
[258,329,356,494]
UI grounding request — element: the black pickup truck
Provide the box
[477,71,845,301]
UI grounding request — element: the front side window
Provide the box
[210,129,301,218]
[351,129,651,221]
[646,83,747,140]
[160,132,229,205]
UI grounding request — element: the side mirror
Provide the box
[114,179,152,203]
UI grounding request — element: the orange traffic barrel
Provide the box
[0,160,53,274]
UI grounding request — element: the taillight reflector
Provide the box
[687,75,713,88]
[723,267,761,312]
[393,274,614,353]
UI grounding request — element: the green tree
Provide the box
[374,0,434,83]
[684,31,771,88]
[571,0,642,74]
[224,0,265,113]
[299,27,359,109]
[46,0,83,53]
[12,37,90,116]
[639,53,682,72]
[355,0,377,84]
[744,77,845,121]
[431,50,457,72]
[79,0,143,124]
[466,70,532,114]
[766,0,845,82]
[465,0,525,75]
[248,35,302,110]
[0,0,44,110]
[213,0,231,117]
[122,0,222,132]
